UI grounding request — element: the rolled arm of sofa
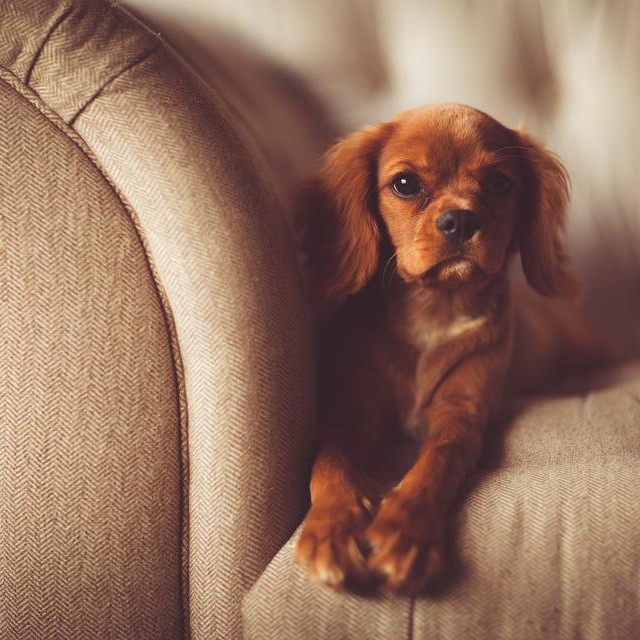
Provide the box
[0,1,317,638]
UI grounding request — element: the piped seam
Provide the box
[24,2,74,86]
[68,44,160,126]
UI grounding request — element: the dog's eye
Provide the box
[391,173,422,198]
[484,172,513,195]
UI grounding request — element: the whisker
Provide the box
[494,145,563,164]
[490,154,523,161]
[382,253,398,290]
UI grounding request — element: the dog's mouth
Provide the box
[420,256,477,287]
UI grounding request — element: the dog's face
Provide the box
[377,106,522,290]
[300,104,581,304]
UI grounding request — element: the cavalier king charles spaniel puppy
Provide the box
[295,104,607,594]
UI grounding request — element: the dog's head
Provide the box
[300,104,581,305]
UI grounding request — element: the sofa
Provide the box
[0,1,638,639]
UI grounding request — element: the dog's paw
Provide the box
[296,500,372,590]
[365,494,444,594]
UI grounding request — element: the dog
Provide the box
[294,104,611,594]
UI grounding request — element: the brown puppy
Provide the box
[295,104,603,594]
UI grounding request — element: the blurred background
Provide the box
[127,0,640,353]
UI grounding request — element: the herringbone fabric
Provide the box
[3,1,640,640]
[66,23,315,640]
[0,1,317,638]
[0,73,184,637]
[71,45,316,640]
[0,0,159,123]
[243,371,640,640]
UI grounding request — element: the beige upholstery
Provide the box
[243,370,640,639]
[2,1,639,639]
[0,0,319,638]
[0,70,184,639]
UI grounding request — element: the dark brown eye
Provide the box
[485,172,513,195]
[391,173,422,198]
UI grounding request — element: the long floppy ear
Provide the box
[297,122,393,307]
[517,132,583,301]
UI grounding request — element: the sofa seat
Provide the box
[243,367,640,640]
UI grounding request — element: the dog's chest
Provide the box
[388,309,487,433]
[407,313,487,353]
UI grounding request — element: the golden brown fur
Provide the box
[295,104,608,594]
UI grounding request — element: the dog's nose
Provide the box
[436,209,480,243]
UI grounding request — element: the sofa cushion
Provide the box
[242,368,640,640]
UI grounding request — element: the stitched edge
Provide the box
[68,44,160,126]
[24,1,74,86]
[0,64,190,640]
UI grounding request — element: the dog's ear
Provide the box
[297,122,393,307]
[516,132,583,301]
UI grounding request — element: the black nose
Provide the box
[436,209,480,243]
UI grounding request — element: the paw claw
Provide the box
[365,497,445,594]
[313,561,345,587]
[296,502,372,590]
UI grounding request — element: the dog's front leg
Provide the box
[366,347,507,593]
[295,435,374,589]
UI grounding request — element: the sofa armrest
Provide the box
[1,1,320,637]
[66,7,320,640]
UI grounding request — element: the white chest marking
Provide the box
[413,315,488,351]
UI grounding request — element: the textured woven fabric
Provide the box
[1,0,317,638]
[68,25,316,640]
[0,0,159,122]
[3,2,640,639]
[124,13,337,210]
[243,370,640,640]
[0,71,184,637]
